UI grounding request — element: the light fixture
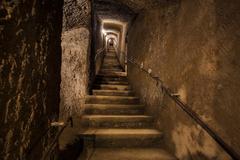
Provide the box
[102,29,107,36]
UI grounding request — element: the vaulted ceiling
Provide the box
[95,0,171,22]
[114,0,169,12]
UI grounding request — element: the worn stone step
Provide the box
[95,80,128,85]
[104,53,117,58]
[93,84,131,90]
[96,76,127,82]
[85,95,139,104]
[102,63,121,66]
[103,60,119,63]
[92,90,133,96]
[82,115,153,128]
[103,58,118,61]
[101,66,123,70]
[80,129,163,147]
[101,68,123,72]
[100,68,123,72]
[84,104,144,115]
[86,148,176,160]
[98,71,127,77]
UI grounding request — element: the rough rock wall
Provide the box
[63,0,91,31]
[60,28,90,120]
[60,0,91,121]
[59,0,91,152]
[128,0,240,159]
[0,0,63,159]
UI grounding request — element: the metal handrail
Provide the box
[24,117,73,160]
[127,57,240,160]
[94,48,105,61]
[42,117,73,160]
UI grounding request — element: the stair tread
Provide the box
[86,95,138,99]
[94,84,129,87]
[93,84,130,90]
[92,90,134,96]
[81,128,162,135]
[84,104,144,115]
[85,95,140,105]
[85,104,144,107]
[87,148,176,160]
[92,89,131,92]
[82,115,152,118]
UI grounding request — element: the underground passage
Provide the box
[1,0,240,160]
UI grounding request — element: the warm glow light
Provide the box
[102,29,107,36]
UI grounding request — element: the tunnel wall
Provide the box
[0,0,63,159]
[95,18,105,75]
[127,0,240,159]
[59,0,91,153]
[60,0,91,121]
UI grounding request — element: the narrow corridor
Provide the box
[80,47,176,159]
[1,0,240,160]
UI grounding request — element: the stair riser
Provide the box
[93,137,162,148]
[82,119,153,128]
[95,81,128,85]
[101,67,123,70]
[85,98,139,104]
[100,69,123,72]
[102,61,120,64]
[104,55,117,58]
[102,65,122,67]
[93,85,130,91]
[93,91,133,96]
[96,77,127,82]
[85,108,144,115]
[98,72,127,77]
[104,58,117,60]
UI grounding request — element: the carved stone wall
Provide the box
[59,0,92,151]
[63,0,91,31]
[0,0,63,159]
[128,0,240,159]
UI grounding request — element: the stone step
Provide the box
[84,104,144,115]
[107,49,115,52]
[101,66,123,70]
[81,115,153,128]
[96,76,127,82]
[103,58,119,64]
[80,129,163,147]
[93,84,131,91]
[85,95,139,105]
[102,64,122,68]
[100,68,123,72]
[95,80,128,85]
[92,90,133,96]
[104,56,117,59]
[86,148,176,160]
[98,71,127,77]
[105,54,117,57]
[103,58,118,61]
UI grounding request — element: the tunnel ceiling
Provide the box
[103,23,122,31]
[114,0,169,12]
[95,0,135,22]
[95,0,170,23]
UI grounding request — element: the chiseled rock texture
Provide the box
[59,0,91,153]
[60,28,90,120]
[0,0,63,160]
[60,0,91,121]
[63,0,91,31]
[128,0,240,159]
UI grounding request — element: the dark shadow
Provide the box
[59,138,84,160]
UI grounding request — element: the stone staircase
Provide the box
[79,48,176,160]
